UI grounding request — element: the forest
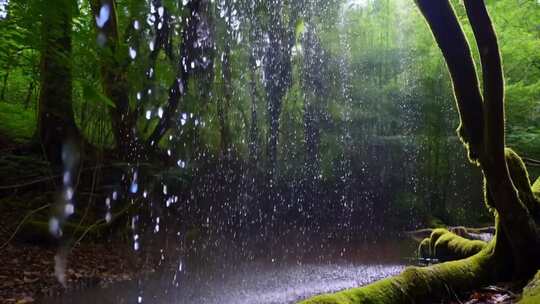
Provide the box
[0,0,539,303]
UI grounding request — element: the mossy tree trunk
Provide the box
[301,0,540,303]
[37,0,80,167]
[416,0,540,279]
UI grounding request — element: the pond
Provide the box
[42,239,414,304]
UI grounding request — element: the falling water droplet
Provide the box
[64,203,74,216]
[64,187,74,201]
[49,217,60,236]
[63,172,71,185]
[180,113,188,126]
[130,182,138,194]
[177,160,186,168]
[95,4,111,28]
[129,47,137,59]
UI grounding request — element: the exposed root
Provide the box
[406,226,495,242]
[300,243,497,304]
[417,229,487,262]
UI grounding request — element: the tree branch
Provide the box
[463,0,505,165]
[415,0,484,162]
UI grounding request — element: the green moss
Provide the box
[300,245,496,304]
[433,231,487,261]
[310,230,491,303]
[532,177,540,199]
[457,123,481,164]
[519,270,540,304]
[505,149,538,211]
[506,149,532,191]
[430,228,449,241]
[429,228,449,255]
[418,238,431,259]
[484,148,539,216]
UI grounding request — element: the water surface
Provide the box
[43,240,412,304]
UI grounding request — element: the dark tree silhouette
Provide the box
[38,0,80,166]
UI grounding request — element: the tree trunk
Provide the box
[24,80,35,109]
[147,0,214,148]
[263,1,293,185]
[248,52,260,166]
[302,25,324,205]
[37,0,80,167]
[218,26,232,156]
[0,63,10,101]
[90,0,137,160]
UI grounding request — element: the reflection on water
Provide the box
[43,240,412,304]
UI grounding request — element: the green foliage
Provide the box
[82,82,116,108]
[0,102,35,143]
[0,0,537,229]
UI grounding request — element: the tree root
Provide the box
[300,243,497,304]
[406,226,495,242]
[419,229,487,261]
